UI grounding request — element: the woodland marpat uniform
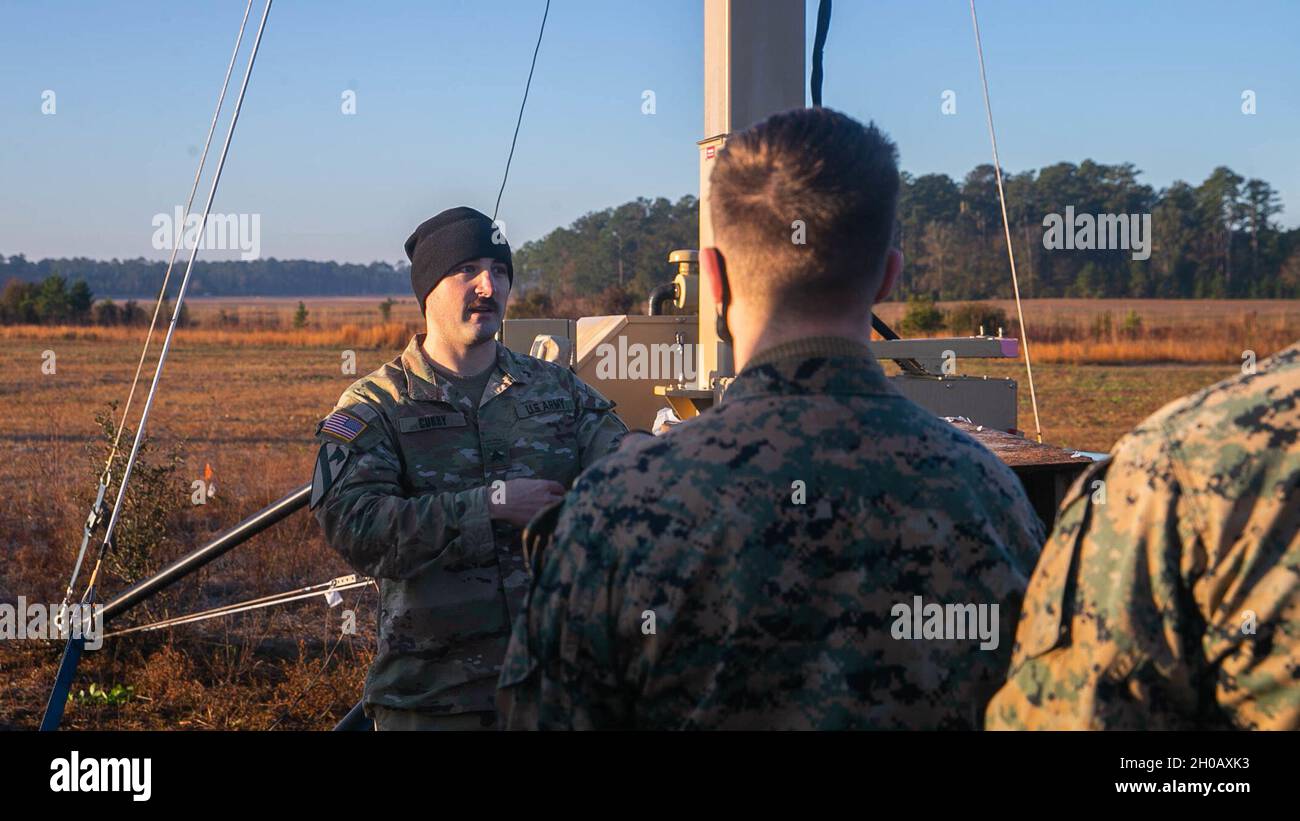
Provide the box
[498,336,1046,729]
[987,342,1300,730]
[311,334,625,716]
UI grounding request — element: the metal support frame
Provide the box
[39,484,310,730]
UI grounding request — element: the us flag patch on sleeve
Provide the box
[320,409,367,443]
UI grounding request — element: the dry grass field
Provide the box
[1,297,1296,730]
[7,297,1295,365]
[873,298,1300,365]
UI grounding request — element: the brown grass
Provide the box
[0,321,420,350]
[873,298,1299,364]
[1030,338,1268,365]
[6,297,1294,363]
[1,297,1294,729]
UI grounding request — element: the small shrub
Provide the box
[1120,310,1143,338]
[93,299,121,326]
[68,682,135,708]
[91,402,187,585]
[898,295,945,336]
[1090,312,1113,340]
[946,303,1008,336]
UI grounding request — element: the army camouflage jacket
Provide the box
[311,334,626,715]
[498,335,1045,729]
[988,342,1300,730]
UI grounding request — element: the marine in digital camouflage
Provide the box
[497,335,1046,729]
[311,333,626,717]
[987,341,1300,730]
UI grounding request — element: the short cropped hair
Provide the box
[709,107,900,313]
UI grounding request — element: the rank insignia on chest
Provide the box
[481,432,512,469]
[320,409,367,443]
[516,397,574,418]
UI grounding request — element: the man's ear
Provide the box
[875,248,903,304]
[701,247,724,303]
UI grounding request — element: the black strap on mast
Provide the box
[811,0,832,107]
[810,0,925,375]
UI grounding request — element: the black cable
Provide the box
[493,0,551,224]
[809,0,912,357]
[811,0,833,106]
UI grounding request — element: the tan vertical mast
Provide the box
[697,0,805,390]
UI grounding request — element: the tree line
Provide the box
[3,161,1295,307]
[0,275,190,326]
[897,162,1298,299]
[0,256,409,299]
[517,166,1297,303]
[512,195,701,312]
[512,165,1297,303]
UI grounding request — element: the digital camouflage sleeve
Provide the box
[499,337,1046,729]
[987,342,1300,730]
[311,391,496,581]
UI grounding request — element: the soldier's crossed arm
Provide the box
[498,474,628,729]
[310,399,495,581]
[571,377,627,469]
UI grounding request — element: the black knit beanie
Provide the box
[404,207,513,311]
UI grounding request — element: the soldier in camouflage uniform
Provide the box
[497,108,1045,730]
[987,343,1300,730]
[311,207,626,730]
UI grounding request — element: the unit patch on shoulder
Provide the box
[310,442,353,509]
[319,409,368,444]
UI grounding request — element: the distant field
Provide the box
[874,297,1300,326]
[874,298,1300,365]
[5,297,1295,365]
[183,294,421,327]
[0,297,1293,729]
[1,337,388,730]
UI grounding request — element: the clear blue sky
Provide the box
[2,0,1296,264]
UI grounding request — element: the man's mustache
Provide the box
[464,299,500,317]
